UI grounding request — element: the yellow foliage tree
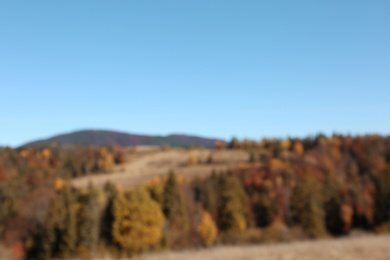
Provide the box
[41,148,52,159]
[293,142,304,156]
[198,211,218,246]
[112,186,164,253]
[53,178,65,191]
[97,148,114,172]
[270,158,285,172]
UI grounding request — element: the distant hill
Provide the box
[21,130,222,148]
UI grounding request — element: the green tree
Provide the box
[192,171,220,220]
[0,181,17,236]
[26,199,59,260]
[217,173,248,234]
[100,182,117,245]
[77,184,100,257]
[323,174,344,235]
[291,175,326,238]
[162,171,186,225]
[375,167,390,224]
[253,193,273,227]
[58,186,77,258]
[26,190,74,260]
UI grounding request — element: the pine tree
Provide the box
[26,199,58,260]
[375,167,390,224]
[100,181,117,245]
[291,175,326,238]
[323,174,344,235]
[217,173,248,234]
[58,186,77,258]
[162,171,186,225]
[253,193,273,227]
[77,184,100,257]
[197,171,219,220]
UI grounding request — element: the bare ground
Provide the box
[71,148,249,189]
[135,234,390,260]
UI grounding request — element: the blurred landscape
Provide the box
[1,1,389,259]
[1,131,390,259]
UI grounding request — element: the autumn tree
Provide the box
[111,186,164,254]
[95,148,114,172]
[198,211,218,246]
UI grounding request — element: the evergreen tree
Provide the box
[375,167,390,224]
[162,171,186,225]
[323,174,344,235]
[58,186,77,258]
[26,199,59,260]
[77,184,100,257]
[291,175,326,238]
[253,193,273,227]
[100,181,117,245]
[196,171,219,220]
[217,173,248,234]
[0,181,17,236]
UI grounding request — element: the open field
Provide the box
[72,148,249,188]
[136,234,390,260]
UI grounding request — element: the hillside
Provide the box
[71,148,249,189]
[3,134,390,259]
[21,129,221,148]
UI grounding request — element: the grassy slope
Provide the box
[136,234,390,260]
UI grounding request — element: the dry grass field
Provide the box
[135,234,390,260]
[72,148,249,188]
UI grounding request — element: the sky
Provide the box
[1,1,389,147]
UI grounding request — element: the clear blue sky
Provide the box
[1,1,389,147]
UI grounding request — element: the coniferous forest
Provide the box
[1,135,390,259]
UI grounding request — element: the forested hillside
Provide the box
[22,130,219,148]
[1,134,390,259]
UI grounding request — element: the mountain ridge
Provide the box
[21,129,222,148]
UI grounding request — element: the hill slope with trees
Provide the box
[21,130,221,148]
[1,134,390,259]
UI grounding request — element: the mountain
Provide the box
[21,130,222,148]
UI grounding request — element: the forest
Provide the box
[0,134,390,259]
